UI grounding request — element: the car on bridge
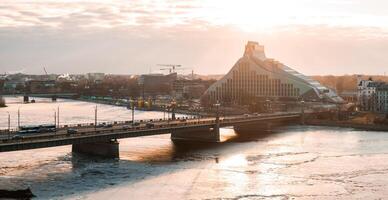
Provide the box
[67,128,78,135]
[12,135,24,140]
[96,123,106,128]
[18,124,56,134]
[122,125,131,130]
[146,123,155,128]
[103,124,113,128]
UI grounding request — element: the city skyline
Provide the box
[1,0,388,75]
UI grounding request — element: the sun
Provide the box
[191,0,326,31]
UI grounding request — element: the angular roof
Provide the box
[205,41,343,103]
[243,42,343,103]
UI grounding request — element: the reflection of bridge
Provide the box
[0,112,305,157]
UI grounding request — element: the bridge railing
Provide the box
[0,118,217,144]
[0,112,304,137]
[0,116,207,134]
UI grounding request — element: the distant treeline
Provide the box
[312,75,388,94]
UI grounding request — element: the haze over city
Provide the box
[1,0,388,75]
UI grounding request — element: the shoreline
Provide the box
[306,120,388,132]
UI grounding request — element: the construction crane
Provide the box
[43,67,48,76]
[157,64,182,73]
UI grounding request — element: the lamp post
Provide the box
[57,106,60,128]
[213,101,221,140]
[17,107,20,130]
[300,100,305,125]
[196,106,200,123]
[214,101,221,124]
[129,98,135,125]
[7,111,10,139]
[167,106,171,124]
[162,105,166,120]
[171,99,176,120]
[94,105,98,130]
[52,109,56,133]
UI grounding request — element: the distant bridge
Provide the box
[2,93,78,103]
[0,112,305,157]
[3,93,78,98]
[27,93,78,98]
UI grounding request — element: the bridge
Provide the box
[2,93,78,102]
[0,112,306,158]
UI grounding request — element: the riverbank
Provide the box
[307,119,388,131]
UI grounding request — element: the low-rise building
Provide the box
[86,73,105,83]
[358,78,377,111]
[376,84,388,113]
[357,77,388,113]
[138,73,177,95]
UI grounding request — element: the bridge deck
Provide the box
[0,112,302,152]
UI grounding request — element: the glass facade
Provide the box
[204,41,343,104]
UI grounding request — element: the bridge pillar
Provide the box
[72,139,119,158]
[23,96,29,103]
[171,125,220,142]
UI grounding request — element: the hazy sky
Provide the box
[1,0,388,75]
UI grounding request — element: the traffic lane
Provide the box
[0,112,299,141]
[0,119,215,142]
[0,121,218,145]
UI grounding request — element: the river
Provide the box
[1,97,388,199]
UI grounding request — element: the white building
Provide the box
[357,78,376,111]
[86,73,105,83]
[376,84,388,113]
[357,77,388,113]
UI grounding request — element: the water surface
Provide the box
[1,97,388,199]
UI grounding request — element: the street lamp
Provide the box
[214,101,221,124]
[213,101,221,139]
[171,99,177,120]
[17,107,20,130]
[198,107,201,122]
[129,98,135,125]
[6,111,10,139]
[57,106,60,128]
[52,109,57,133]
[300,100,305,125]
[94,105,98,129]
[162,105,166,120]
[167,106,171,123]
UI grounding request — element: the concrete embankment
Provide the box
[307,120,388,132]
